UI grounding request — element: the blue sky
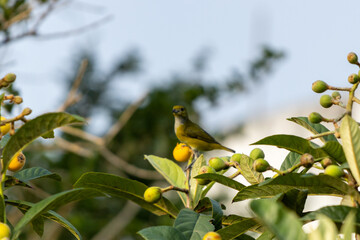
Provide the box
[3,0,360,132]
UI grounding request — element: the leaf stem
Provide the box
[161,185,189,194]
[346,82,359,115]
[306,131,335,141]
[229,170,241,179]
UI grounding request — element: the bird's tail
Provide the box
[220,145,235,153]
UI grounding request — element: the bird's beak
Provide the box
[172,109,179,114]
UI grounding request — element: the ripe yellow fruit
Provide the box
[0,222,10,239]
[0,117,10,135]
[173,143,192,162]
[203,232,222,240]
[8,151,26,172]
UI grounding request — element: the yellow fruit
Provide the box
[0,117,10,135]
[173,143,192,162]
[203,232,222,240]
[143,187,162,203]
[8,152,26,172]
[0,222,10,239]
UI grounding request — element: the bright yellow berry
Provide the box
[143,187,162,203]
[0,222,10,239]
[173,143,192,162]
[8,151,26,172]
[0,117,10,135]
[203,232,222,240]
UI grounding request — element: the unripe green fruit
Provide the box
[4,73,16,83]
[348,74,360,84]
[347,52,358,64]
[320,95,333,108]
[332,91,341,100]
[230,153,242,164]
[300,153,314,168]
[250,148,265,160]
[203,231,222,240]
[253,158,270,172]
[144,187,162,203]
[21,107,32,116]
[321,157,332,168]
[312,80,328,93]
[209,157,227,171]
[0,222,10,239]
[197,166,216,185]
[324,165,344,178]
[308,112,323,124]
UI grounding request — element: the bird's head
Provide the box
[172,105,188,118]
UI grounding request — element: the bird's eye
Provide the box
[180,108,184,111]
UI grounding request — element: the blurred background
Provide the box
[1,0,360,239]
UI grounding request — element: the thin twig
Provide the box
[61,126,104,146]
[104,92,148,144]
[58,59,88,112]
[54,137,94,158]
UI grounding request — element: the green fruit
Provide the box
[311,80,328,93]
[144,187,162,203]
[209,157,227,171]
[253,158,270,172]
[250,148,265,160]
[331,91,341,100]
[320,95,333,108]
[300,153,314,168]
[230,153,242,164]
[324,165,344,178]
[347,52,358,64]
[308,112,323,124]
[321,157,332,168]
[4,73,16,83]
[348,73,360,84]
[197,166,216,185]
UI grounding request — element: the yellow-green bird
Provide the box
[172,105,235,157]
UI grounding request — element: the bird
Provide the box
[172,105,235,161]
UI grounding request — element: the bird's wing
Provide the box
[184,122,218,144]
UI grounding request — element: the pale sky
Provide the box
[2,0,360,132]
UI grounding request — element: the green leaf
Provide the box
[41,130,55,139]
[194,173,245,191]
[308,214,338,240]
[216,219,258,240]
[233,173,360,202]
[287,117,337,143]
[252,134,346,163]
[0,195,5,223]
[250,199,307,240]
[138,226,186,240]
[341,210,356,240]
[240,154,264,184]
[257,231,275,240]
[280,152,301,172]
[6,199,82,240]
[190,155,206,208]
[280,189,308,217]
[2,112,85,172]
[302,205,360,227]
[11,188,104,240]
[74,172,178,218]
[4,175,30,189]
[145,155,187,206]
[340,115,360,184]
[173,209,214,240]
[194,198,223,231]
[14,167,61,183]
[0,134,10,149]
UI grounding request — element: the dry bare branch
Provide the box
[54,137,94,158]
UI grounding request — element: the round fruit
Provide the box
[209,157,226,171]
[144,187,162,203]
[348,73,360,84]
[320,95,333,108]
[230,153,242,164]
[332,91,341,100]
[0,222,10,239]
[197,166,216,185]
[308,112,323,124]
[173,143,192,162]
[8,151,26,172]
[250,148,265,160]
[4,73,16,83]
[311,80,328,93]
[300,153,314,168]
[347,52,358,64]
[0,117,10,135]
[203,231,222,240]
[253,159,270,172]
[321,157,332,168]
[324,165,344,178]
